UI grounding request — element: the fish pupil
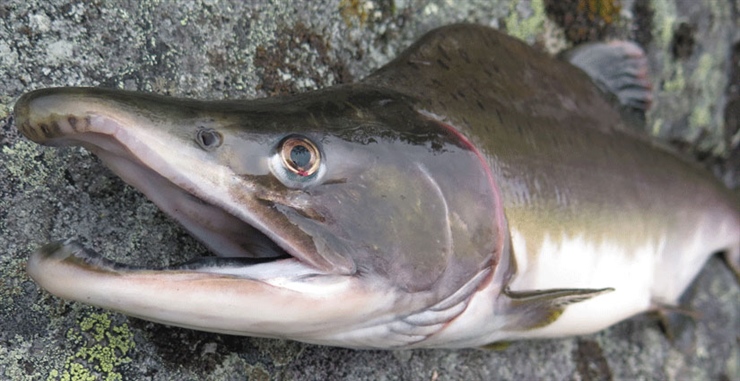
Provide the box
[290,145,311,168]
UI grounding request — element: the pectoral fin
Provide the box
[499,287,614,331]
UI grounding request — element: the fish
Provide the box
[13,24,740,349]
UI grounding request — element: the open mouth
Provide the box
[14,88,332,280]
[46,131,320,279]
[28,138,345,295]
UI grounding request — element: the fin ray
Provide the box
[499,287,614,331]
[563,41,652,111]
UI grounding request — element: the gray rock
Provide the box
[0,1,737,380]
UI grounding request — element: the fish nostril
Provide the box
[196,127,223,151]
[67,116,78,131]
[39,123,50,136]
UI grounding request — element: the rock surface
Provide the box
[0,1,738,380]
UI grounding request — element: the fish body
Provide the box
[14,25,740,348]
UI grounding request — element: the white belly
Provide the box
[507,228,660,337]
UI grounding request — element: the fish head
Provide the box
[14,86,505,348]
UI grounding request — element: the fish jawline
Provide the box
[25,239,388,344]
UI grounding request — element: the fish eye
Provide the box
[279,136,321,177]
[196,128,223,151]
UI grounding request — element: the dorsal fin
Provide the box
[562,41,653,112]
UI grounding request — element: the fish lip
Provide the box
[14,87,335,275]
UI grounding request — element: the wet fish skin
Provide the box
[14,24,740,348]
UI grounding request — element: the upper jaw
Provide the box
[14,87,350,275]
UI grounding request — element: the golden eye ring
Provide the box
[279,136,321,177]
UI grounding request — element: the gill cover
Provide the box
[226,85,506,294]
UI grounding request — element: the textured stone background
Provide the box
[1,0,738,380]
